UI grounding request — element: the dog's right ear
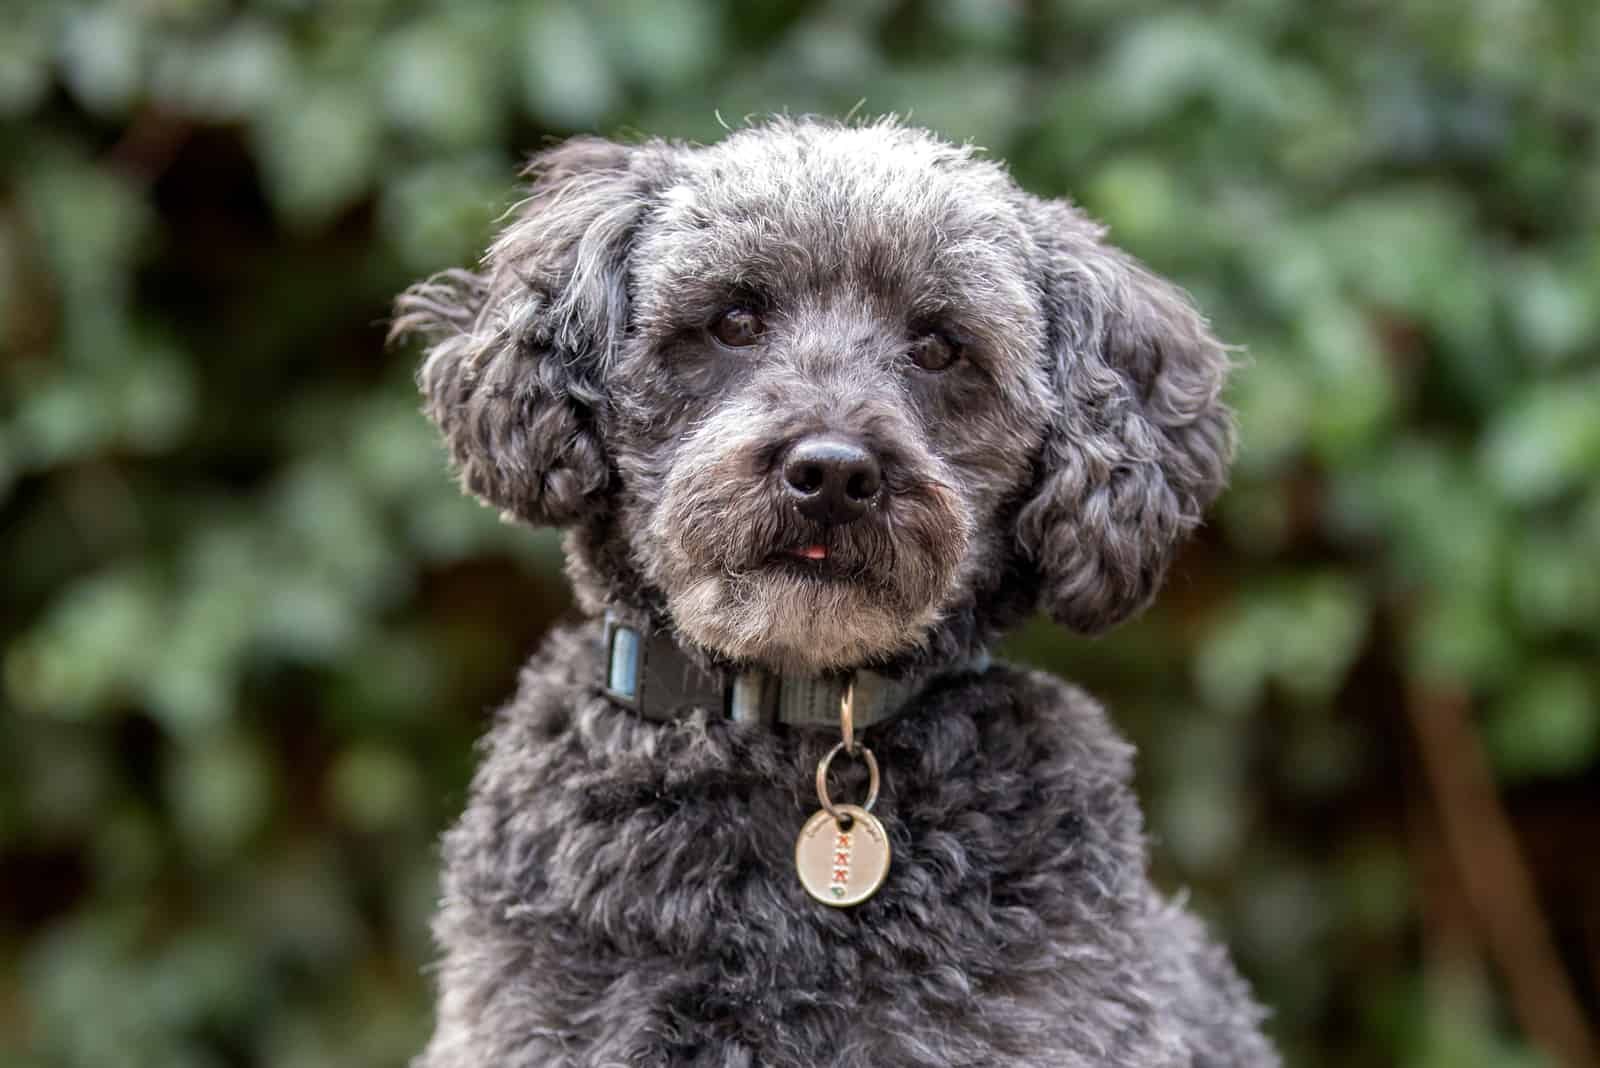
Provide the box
[390,137,652,526]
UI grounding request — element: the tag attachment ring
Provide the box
[815,741,879,823]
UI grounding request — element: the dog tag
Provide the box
[795,804,891,907]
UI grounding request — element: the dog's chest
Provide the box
[445,674,1181,1066]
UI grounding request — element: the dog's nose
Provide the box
[781,435,882,526]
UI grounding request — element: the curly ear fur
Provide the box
[1017,198,1235,634]
[390,137,651,525]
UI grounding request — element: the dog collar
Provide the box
[600,610,988,729]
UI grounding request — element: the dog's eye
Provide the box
[711,308,764,348]
[907,332,961,372]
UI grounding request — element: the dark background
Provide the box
[3,2,1598,1066]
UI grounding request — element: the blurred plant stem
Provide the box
[103,109,191,187]
[1407,681,1597,1068]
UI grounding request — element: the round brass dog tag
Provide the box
[795,804,891,907]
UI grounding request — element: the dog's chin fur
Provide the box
[665,570,945,673]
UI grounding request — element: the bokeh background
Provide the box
[3,2,1598,1066]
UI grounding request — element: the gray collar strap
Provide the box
[601,610,989,729]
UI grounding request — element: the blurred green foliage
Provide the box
[3,2,1598,1066]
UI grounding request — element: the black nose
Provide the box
[781,435,883,526]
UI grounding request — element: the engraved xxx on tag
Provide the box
[795,803,891,907]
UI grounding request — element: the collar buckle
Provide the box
[601,613,644,711]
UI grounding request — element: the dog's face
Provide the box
[607,128,1054,672]
[394,120,1233,673]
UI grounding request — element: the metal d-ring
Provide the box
[815,741,880,823]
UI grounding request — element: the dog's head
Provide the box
[393,119,1233,673]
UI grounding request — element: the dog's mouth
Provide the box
[764,541,858,581]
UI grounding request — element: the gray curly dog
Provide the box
[392,117,1279,1067]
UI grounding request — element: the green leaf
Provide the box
[1481,376,1600,506]
[520,2,620,126]
[5,568,165,720]
[1195,575,1371,714]
[165,731,275,860]
[1508,524,1600,635]
[1405,593,1520,691]
[1504,254,1598,366]
[21,159,152,319]
[1485,664,1600,781]
[380,20,505,148]
[56,6,147,116]
[327,744,422,832]
[1230,348,1312,478]
[600,0,719,91]
[254,78,382,229]
[149,17,292,121]
[0,6,51,116]
[376,155,511,274]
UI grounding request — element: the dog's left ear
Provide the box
[1016,197,1235,634]
[390,137,654,526]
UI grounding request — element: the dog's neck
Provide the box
[563,522,1037,685]
[598,610,990,729]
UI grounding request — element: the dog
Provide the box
[392,117,1278,1067]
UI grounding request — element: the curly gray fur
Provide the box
[393,117,1275,1066]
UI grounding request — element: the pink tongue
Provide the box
[799,544,827,560]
